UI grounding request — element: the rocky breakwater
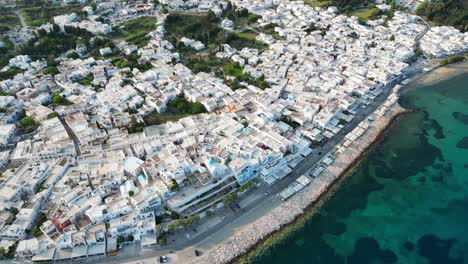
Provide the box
[193,102,407,264]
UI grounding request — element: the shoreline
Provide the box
[232,108,409,264]
[54,64,466,264]
[401,61,468,92]
[193,99,408,264]
[219,62,468,264]
[417,62,468,85]
[183,61,468,264]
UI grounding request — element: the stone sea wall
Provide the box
[193,103,407,264]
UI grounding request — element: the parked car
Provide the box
[159,255,168,263]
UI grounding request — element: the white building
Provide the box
[0,124,16,147]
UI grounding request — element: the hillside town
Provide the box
[0,0,467,262]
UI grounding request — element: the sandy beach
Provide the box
[408,61,468,87]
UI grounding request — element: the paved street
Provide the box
[1,1,462,263]
[74,59,434,264]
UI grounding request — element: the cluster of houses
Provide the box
[0,0,466,261]
[53,13,113,35]
[159,0,228,14]
[420,26,468,58]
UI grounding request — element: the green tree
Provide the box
[170,211,180,220]
[9,207,19,215]
[239,178,260,192]
[415,49,423,57]
[222,192,239,205]
[358,17,367,25]
[415,0,467,32]
[47,112,59,119]
[128,190,134,196]
[51,94,71,105]
[6,243,16,258]
[117,235,125,243]
[19,116,40,132]
[176,101,188,113]
[186,215,200,225]
[447,55,465,64]
[157,238,166,246]
[167,222,176,233]
[77,74,94,86]
[43,66,59,75]
[169,179,180,192]
[0,67,24,81]
[206,9,218,23]
[190,102,206,114]
[0,91,14,96]
[20,116,35,127]
[67,51,79,59]
[156,225,162,234]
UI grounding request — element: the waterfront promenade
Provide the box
[192,100,406,264]
[86,66,416,264]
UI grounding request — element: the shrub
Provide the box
[51,94,72,105]
[117,235,125,243]
[169,179,180,192]
[19,116,40,132]
[157,238,166,246]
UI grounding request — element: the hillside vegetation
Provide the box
[415,0,468,32]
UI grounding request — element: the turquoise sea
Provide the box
[252,70,468,264]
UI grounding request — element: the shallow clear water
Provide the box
[252,72,468,264]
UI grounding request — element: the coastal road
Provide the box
[81,61,432,264]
